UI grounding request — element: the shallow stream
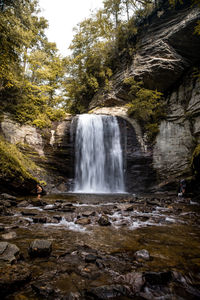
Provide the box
[0,193,200,299]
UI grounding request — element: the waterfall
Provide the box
[73,114,125,193]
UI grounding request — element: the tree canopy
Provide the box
[1,0,198,126]
[0,0,66,127]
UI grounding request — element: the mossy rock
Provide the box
[0,137,37,194]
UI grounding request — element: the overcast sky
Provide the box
[39,0,104,56]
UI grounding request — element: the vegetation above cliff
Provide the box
[0,0,199,123]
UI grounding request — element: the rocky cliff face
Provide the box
[90,2,200,109]
[153,72,200,181]
[88,2,200,190]
[0,114,75,193]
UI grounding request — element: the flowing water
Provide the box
[74,114,125,193]
[1,193,200,299]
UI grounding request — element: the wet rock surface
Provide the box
[0,193,199,299]
[0,242,20,263]
[29,239,52,257]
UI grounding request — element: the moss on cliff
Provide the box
[0,137,38,193]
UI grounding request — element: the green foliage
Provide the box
[0,0,67,127]
[0,0,48,92]
[64,0,160,113]
[65,10,115,112]
[0,136,37,182]
[124,77,165,142]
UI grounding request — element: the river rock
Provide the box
[31,282,56,298]
[85,284,129,299]
[75,218,91,225]
[58,203,75,212]
[30,199,46,207]
[85,253,98,263]
[29,239,52,257]
[0,242,20,263]
[2,231,17,240]
[118,204,134,211]
[17,200,29,207]
[82,211,96,217]
[0,193,17,200]
[98,215,111,226]
[44,204,56,210]
[134,249,150,261]
[116,272,144,294]
[21,209,39,216]
[32,215,47,223]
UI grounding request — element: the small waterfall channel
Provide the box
[73,114,125,193]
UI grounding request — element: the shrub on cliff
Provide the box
[124,77,166,142]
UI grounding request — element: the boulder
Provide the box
[75,218,91,225]
[85,254,98,263]
[32,215,47,223]
[134,249,150,261]
[0,193,17,200]
[28,239,52,257]
[82,211,96,217]
[85,284,130,299]
[98,215,111,226]
[0,242,20,263]
[116,272,144,294]
[2,232,17,240]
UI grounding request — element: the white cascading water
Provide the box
[74,114,125,193]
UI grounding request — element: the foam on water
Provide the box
[44,217,87,232]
